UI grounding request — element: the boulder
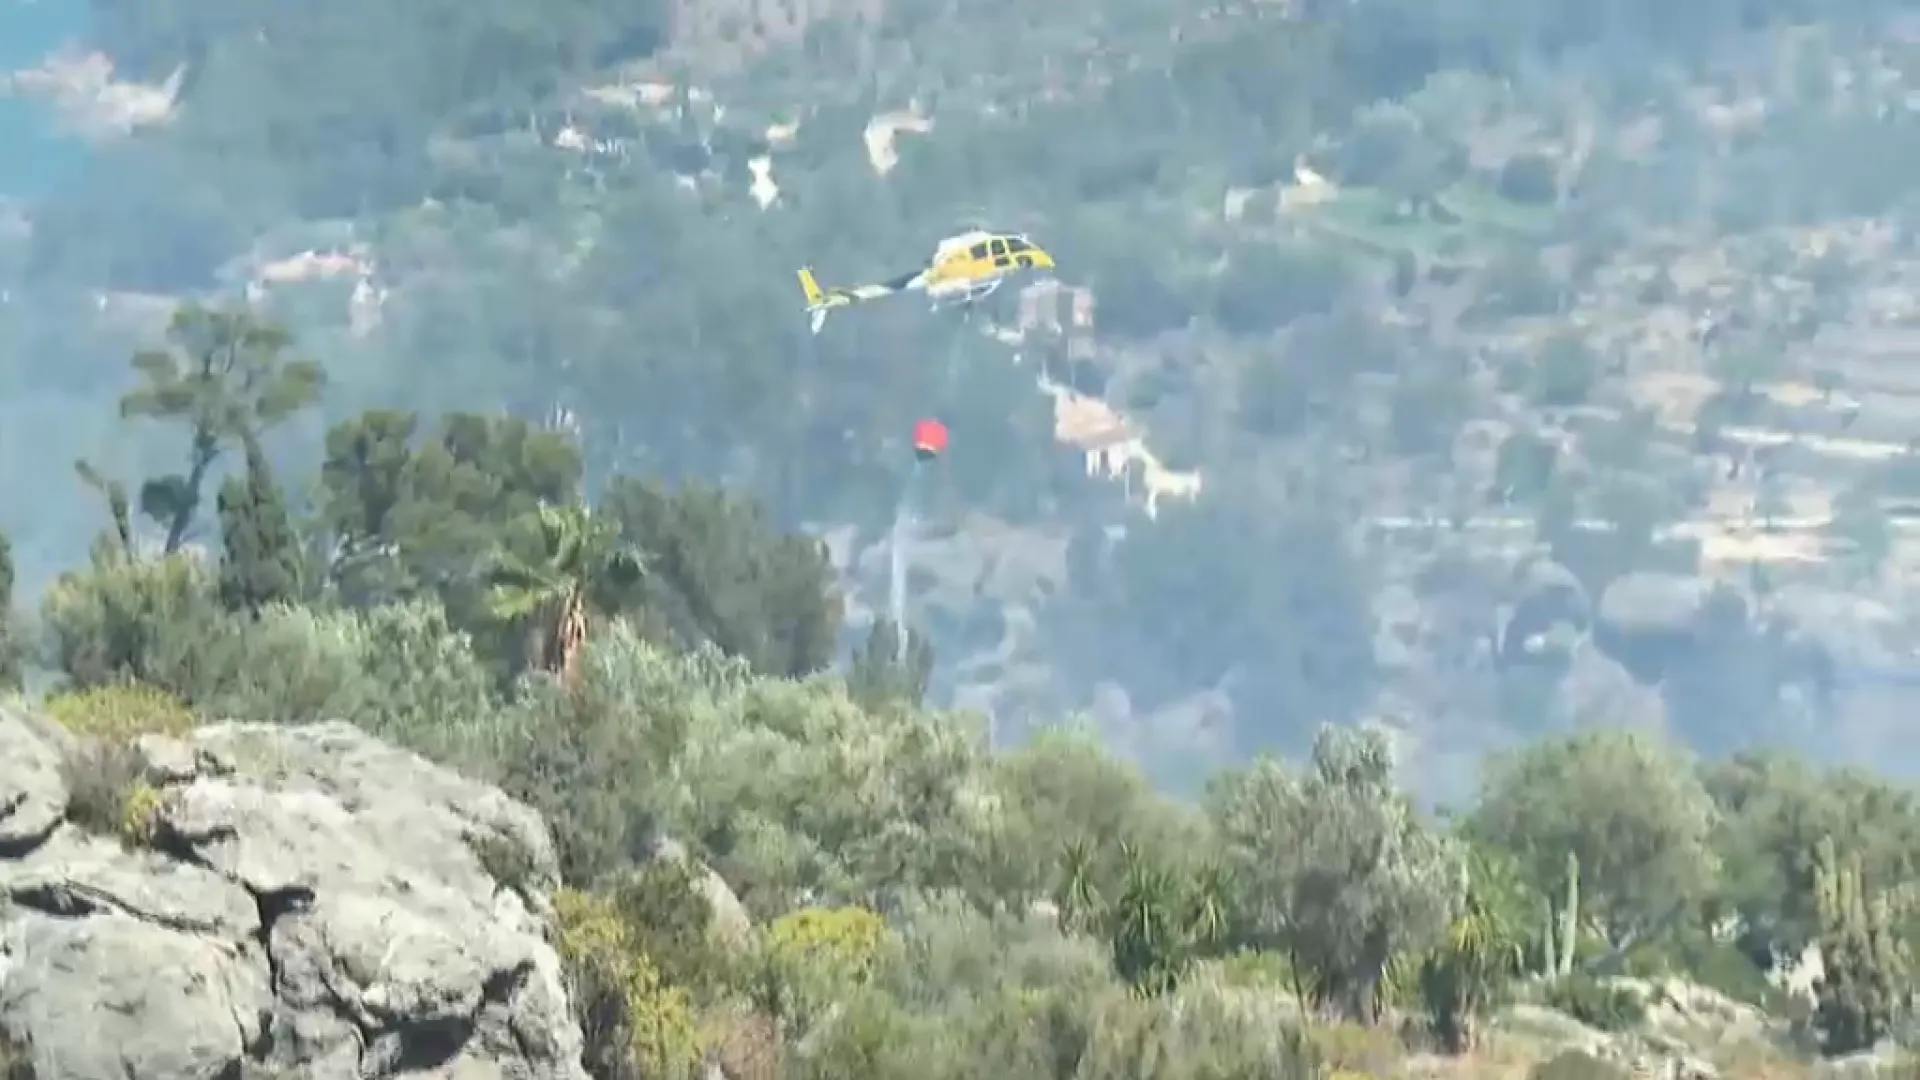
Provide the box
[0,713,589,1080]
[0,711,66,856]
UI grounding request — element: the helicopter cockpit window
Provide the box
[1007,237,1031,253]
[989,238,1009,257]
[969,242,990,259]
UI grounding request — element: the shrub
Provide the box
[1076,987,1329,1080]
[493,630,704,888]
[1545,974,1646,1032]
[768,906,887,979]
[341,600,499,762]
[117,781,165,846]
[1211,950,1300,991]
[552,886,702,1079]
[46,683,189,849]
[193,602,361,725]
[44,683,195,741]
[39,553,228,698]
[1635,938,1783,1014]
[60,740,163,847]
[751,906,890,1025]
[703,1004,780,1080]
[466,828,539,899]
[611,856,730,998]
[1305,1020,1406,1076]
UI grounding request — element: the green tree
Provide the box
[1491,431,1558,505]
[846,619,934,710]
[1704,755,1920,967]
[72,461,136,562]
[602,477,840,679]
[1071,482,1376,753]
[1390,361,1473,457]
[216,434,303,616]
[1497,153,1559,206]
[1210,241,1353,335]
[118,304,325,553]
[484,502,644,684]
[1528,334,1599,409]
[1471,730,1719,953]
[1209,724,1463,1023]
[1809,837,1913,1056]
[315,409,583,633]
[992,728,1206,913]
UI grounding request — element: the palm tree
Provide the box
[1107,842,1188,997]
[484,502,644,684]
[1185,859,1236,955]
[1055,837,1104,935]
[1419,851,1527,1053]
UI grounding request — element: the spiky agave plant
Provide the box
[1106,841,1190,997]
[1420,850,1527,1053]
[1055,836,1105,935]
[484,502,645,685]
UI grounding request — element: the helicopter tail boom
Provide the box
[798,266,919,334]
[798,266,844,333]
[798,266,827,307]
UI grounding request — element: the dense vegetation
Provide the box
[9,0,1920,786]
[7,0,1920,1071]
[4,310,1916,1077]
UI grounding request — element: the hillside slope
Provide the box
[6,0,1920,783]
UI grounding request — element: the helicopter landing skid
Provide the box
[930,278,1000,312]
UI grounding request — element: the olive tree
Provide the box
[1470,729,1719,954]
[1208,723,1464,1023]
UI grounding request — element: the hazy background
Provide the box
[5,0,1920,797]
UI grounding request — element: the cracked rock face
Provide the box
[0,711,589,1080]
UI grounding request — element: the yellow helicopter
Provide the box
[798,230,1056,333]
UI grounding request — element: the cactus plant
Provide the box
[1542,851,1581,977]
[1809,836,1912,1056]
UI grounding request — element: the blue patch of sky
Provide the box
[0,0,90,199]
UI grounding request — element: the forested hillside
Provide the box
[3,0,1920,1072]
[0,362,1915,1076]
[8,0,1920,785]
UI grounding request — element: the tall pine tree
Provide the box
[217,436,302,616]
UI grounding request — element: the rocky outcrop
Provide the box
[0,710,589,1080]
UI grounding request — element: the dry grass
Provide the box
[59,738,163,846]
[705,1004,781,1080]
[1309,1021,1415,1076]
[1407,1038,1548,1080]
[1710,1042,1822,1080]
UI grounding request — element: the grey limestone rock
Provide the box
[0,715,588,1080]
